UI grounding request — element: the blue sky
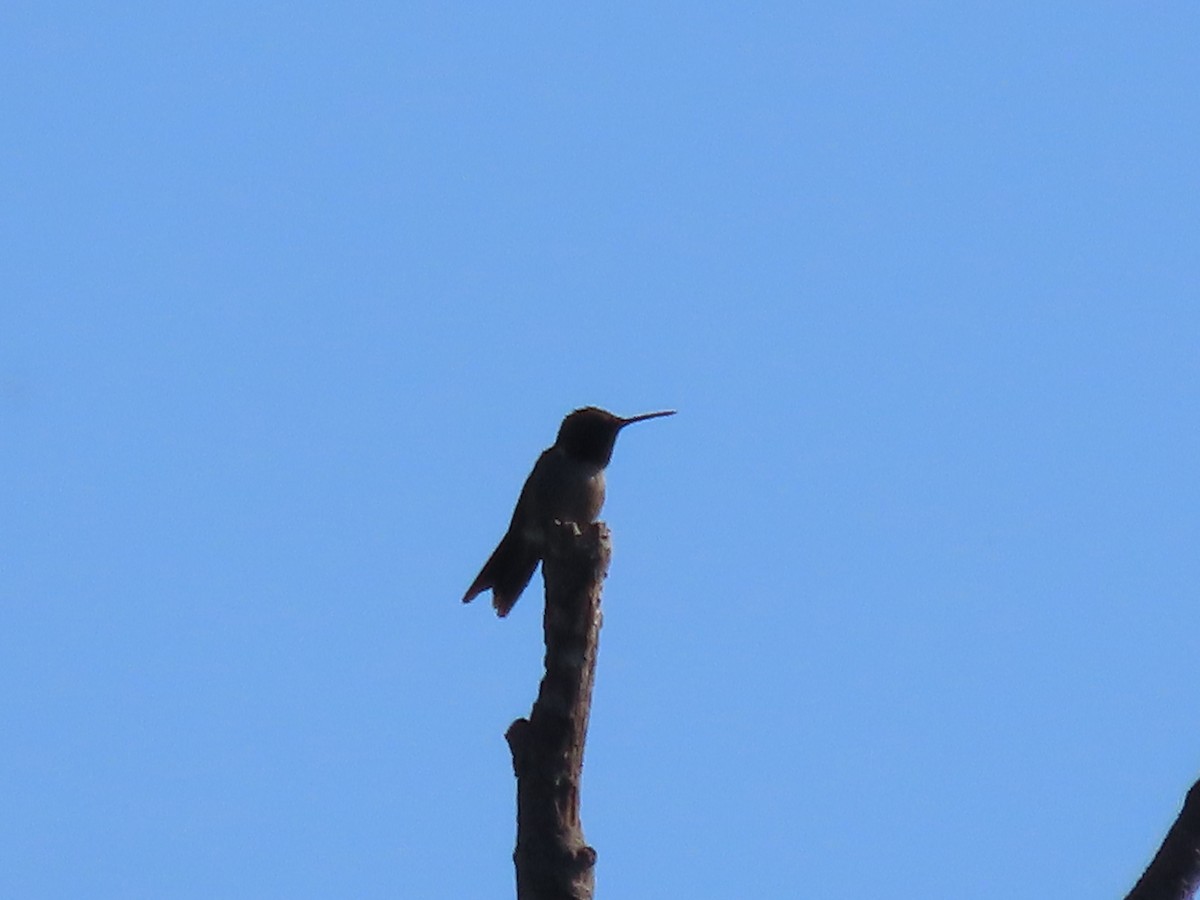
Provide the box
[3,4,1198,897]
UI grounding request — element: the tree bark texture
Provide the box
[505,521,610,900]
[1126,778,1200,900]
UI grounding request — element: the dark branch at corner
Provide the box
[1125,777,1200,900]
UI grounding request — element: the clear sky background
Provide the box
[3,4,1198,898]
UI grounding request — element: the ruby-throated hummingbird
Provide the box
[462,406,675,616]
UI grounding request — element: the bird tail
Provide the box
[462,530,540,617]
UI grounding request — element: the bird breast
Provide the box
[533,449,607,526]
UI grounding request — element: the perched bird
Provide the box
[462,406,675,616]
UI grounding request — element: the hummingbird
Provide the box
[462,406,676,617]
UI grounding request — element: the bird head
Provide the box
[555,406,675,466]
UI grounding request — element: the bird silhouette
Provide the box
[462,406,675,616]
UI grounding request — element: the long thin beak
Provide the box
[619,410,677,427]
